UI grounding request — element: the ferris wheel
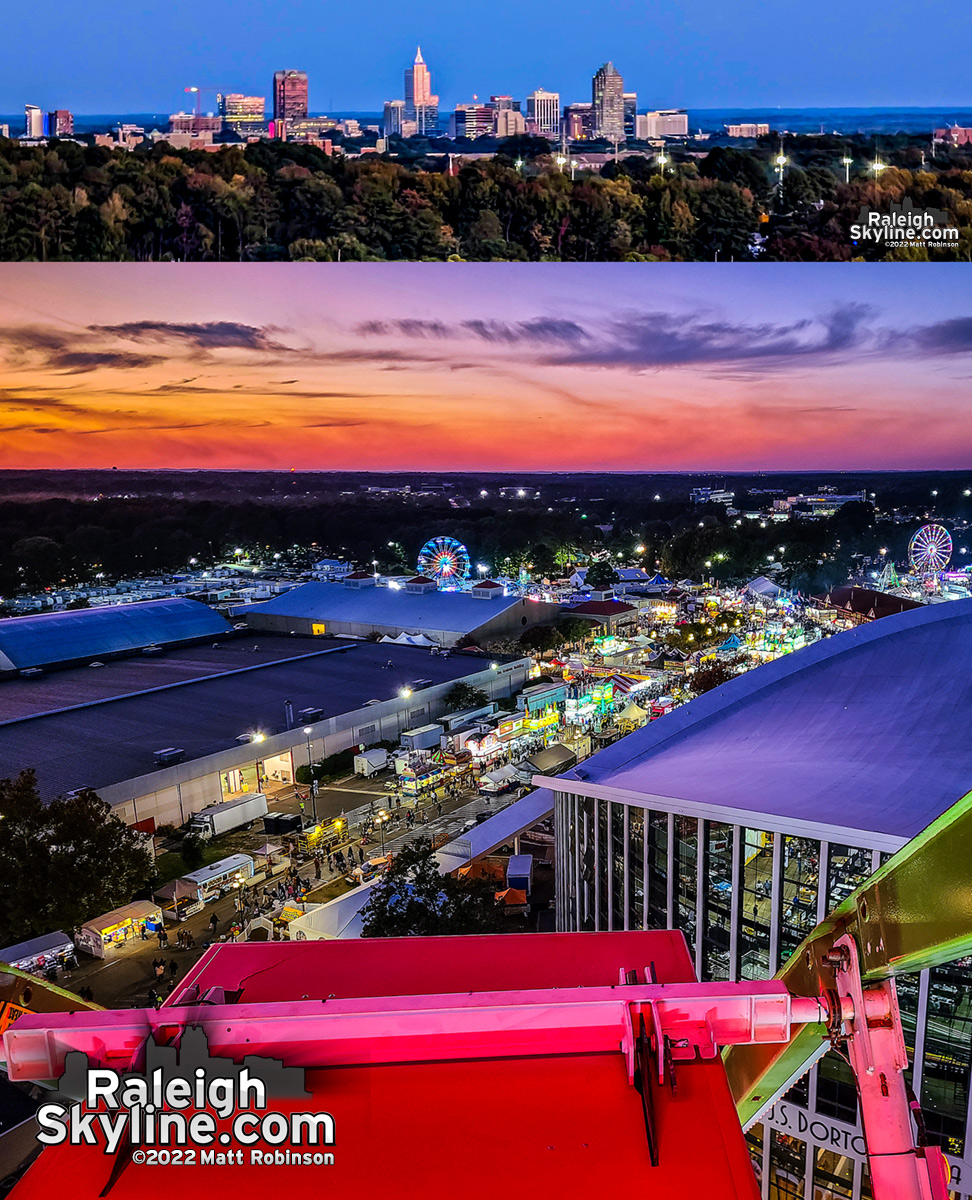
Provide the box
[416,536,472,585]
[908,524,952,574]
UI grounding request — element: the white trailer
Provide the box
[354,748,389,777]
[188,793,268,840]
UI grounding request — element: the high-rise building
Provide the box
[47,110,73,137]
[383,100,406,137]
[24,105,44,139]
[526,89,561,137]
[494,109,526,138]
[450,104,493,139]
[218,94,265,137]
[622,92,638,138]
[563,102,594,141]
[404,46,439,134]
[592,62,625,141]
[273,70,309,123]
[168,112,222,135]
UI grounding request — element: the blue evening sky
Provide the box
[2,0,967,114]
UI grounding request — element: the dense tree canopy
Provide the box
[1,136,968,261]
[0,771,153,944]
[360,837,505,937]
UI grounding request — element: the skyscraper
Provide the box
[526,89,560,137]
[273,70,309,123]
[383,100,406,137]
[47,110,73,137]
[592,62,625,141]
[24,105,44,139]
[622,92,638,138]
[403,47,439,135]
[219,94,266,137]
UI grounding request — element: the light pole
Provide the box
[841,155,852,184]
[657,151,669,175]
[377,810,390,855]
[302,726,317,822]
[774,151,788,201]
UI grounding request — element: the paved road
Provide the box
[60,780,526,1009]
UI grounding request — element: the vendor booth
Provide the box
[0,931,76,976]
[180,854,254,904]
[75,901,163,959]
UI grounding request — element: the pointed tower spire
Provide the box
[415,46,424,64]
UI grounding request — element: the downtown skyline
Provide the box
[0,263,970,473]
[2,0,969,115]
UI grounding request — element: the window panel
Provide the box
[738,829,774,980]
[702,821,733,980]
[628,807,645,930]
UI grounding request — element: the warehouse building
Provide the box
[0,638,532,828]
[242,578,561,646]
[535,598,972,1198]
[0,598,232,676]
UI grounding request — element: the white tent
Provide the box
[379,631,439,647]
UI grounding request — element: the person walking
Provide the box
[314,858,322,880]
[209,912,219,936]
[156,928,165,948]
[168,960,178,982]
[154,961,165,984]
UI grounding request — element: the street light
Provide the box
[774,152,788,196]
[400,687,412,699]
[376,809,391,854]
[841,155,852,184]
[871,160,888,175]
[556,154,566,171]
[657,151,669,173]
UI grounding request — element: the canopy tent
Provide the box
[717,634,744,652]
[494,888,529,907]
[379,631,439,647]
[746,575,787,600]
[153,878,198,903]
[616,699,649,723]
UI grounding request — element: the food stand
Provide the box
[180,854,254,904]
[0,931,76,977]
[75,901,163,959]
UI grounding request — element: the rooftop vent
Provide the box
[154,747,186,767]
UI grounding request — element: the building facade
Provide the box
[623,92,638,138]
[638,108,690,138]
[592,62,624,140]
[404,46,439,134]
[24,105,44,138]
[273,70,309,122]
[47,110,73,136]
[526,89,560,136]
[218,93,266,136]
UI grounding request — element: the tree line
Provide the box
[1,136,969,261]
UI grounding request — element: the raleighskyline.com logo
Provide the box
[34,1026,336,1165]
[850,199,960,247]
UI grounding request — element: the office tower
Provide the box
[273,70,309,122]
[592,61,625,141]
[450,104,493,139]
[494,109,526,138]
[488,95,520,112]
[383,100,406,137]
[218,94,266,137]
[24,105,44,139]
[47,110,73,137]
[623,92,638,138]
[639,108,689,138]
[526,88,560,136]
[168,112,222,135]
[404,46,439,134]
[563,102,594,141]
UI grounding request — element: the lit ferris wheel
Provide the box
[908,524,952,574]
[416,536,472,585]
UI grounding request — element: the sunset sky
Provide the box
[0,263,969,472]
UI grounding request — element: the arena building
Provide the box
[242,578,561,646]
[534,597,972,1198]
[0,636,531,829]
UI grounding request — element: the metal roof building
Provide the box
[0,599,232,675]
[0,640,532,827]
[543,596,972,843]
[535,597,972,1199]
[242,580,561,646]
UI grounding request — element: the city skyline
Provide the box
[2,0,968,114]
[0,263,970,472]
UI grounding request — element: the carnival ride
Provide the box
[908,524,953,575]
[416,535,472,585]
[3,790,972,1197]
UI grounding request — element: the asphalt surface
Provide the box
[58,776,527,1009]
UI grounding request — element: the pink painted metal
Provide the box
[3,977,811,1083]
[830,934,950,1200]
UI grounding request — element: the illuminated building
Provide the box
[526,88,560,136]
[273,70,309,122]
[218,94,266,137]
[592,62,624,140]
[404,46,439,134]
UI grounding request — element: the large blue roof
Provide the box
[248,581,524,634]
[0,599,231,672]
[545,598,972,841]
